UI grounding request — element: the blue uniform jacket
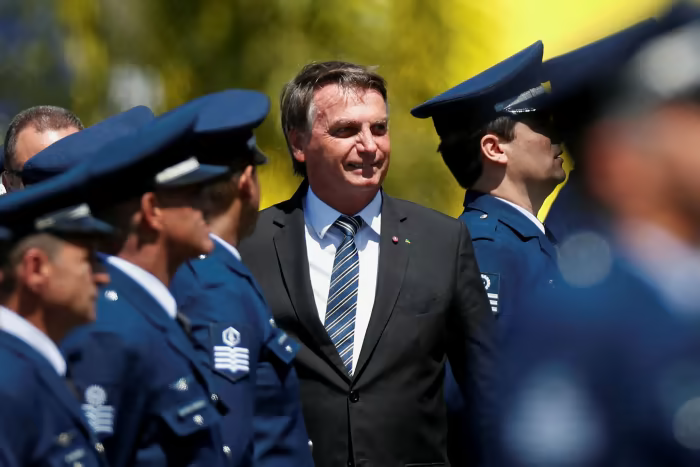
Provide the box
[171,239,314,467]
[61,261,230,467]
[496,251,700,467]
[446,191,559,465]
[0,331,108,467]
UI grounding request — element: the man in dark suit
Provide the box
[0,167,114,466]
[239,61,496,467]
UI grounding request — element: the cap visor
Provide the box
[157,163,229,188]
[46,216,115,237]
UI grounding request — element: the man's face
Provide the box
[297,84,390,200]
[40,238,108,327]
[502,114,565,189]
[3,126,79,192]
[156,185,214,259]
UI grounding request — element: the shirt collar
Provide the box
[0,306,66,376]
[495,197,545,234]
[105,255,178,320]
[304,186,382,239]
[210,233,241,261]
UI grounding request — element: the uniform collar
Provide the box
[304,186,382,239]
[0,305,66,376]
[495,197,545,234]
[464,191,543,239]
[210,233,241,261]
[105,255,177,319]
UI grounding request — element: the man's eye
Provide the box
[332,127,358,137]
[372,124,387,135]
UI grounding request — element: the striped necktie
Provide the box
[325,215,362,375]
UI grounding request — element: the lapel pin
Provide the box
[392,236,398,244]
[405,239,411,244]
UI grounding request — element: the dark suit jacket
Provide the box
[240,183,496,467]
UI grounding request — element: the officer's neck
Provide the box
[115,238,175,288]
[3,294,71,346]
[208,202,244,249]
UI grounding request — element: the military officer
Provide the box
[59,98,235,467]
[411,41,564,464]
[499,7,700,466]
[0,168,114,466]
[170,90,314,467]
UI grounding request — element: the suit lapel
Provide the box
[354,194,409,380]
[273,184,349,378]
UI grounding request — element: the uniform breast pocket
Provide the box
[209,322,255,383]
[158,397,222,438]
[44,430,102,467]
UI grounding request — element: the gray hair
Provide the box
[280,61,388,176]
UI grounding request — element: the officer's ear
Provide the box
[480,133,508,165]
[18,246,53,294]
[139,192,163,232]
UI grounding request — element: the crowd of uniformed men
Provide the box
[2,2,700,466]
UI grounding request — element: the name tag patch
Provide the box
[481,273,500,314]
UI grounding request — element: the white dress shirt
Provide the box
[106,255,178,319]
[304,187,382,373]
[496,197,545,234]
[0,305,66,376]
[210,233,242,260]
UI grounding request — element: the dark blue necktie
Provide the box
[325,215,362,375]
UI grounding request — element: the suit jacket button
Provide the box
[349,390,359,403]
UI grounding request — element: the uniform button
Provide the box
[269,318,276,327]
[308,439,313,451]
[285,345,293,353]
[223,445,231,457]
[480,214,488,219]
[349,390,359,403]
[548,279,554,284]
[193,414,204,425]
[210,393,219,402]
[74,463,83,467]
[95,442,104,453]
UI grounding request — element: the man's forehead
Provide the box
[312,84,387,119]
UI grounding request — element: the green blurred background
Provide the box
[0,0,673,217]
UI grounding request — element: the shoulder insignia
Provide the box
[213,325,249,376]
[81,385,114,434]
[481,273,501,314]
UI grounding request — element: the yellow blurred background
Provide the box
[1,0,674,218]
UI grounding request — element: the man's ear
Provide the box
[237,165,255,201]
[18,248,51,293]
[480,133,508,165]
[139,192,162,232]
[288,130,307,165]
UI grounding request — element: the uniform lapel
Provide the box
[353,194,409,380]
[272,184,349,378]
[0,333,92,437]
[103,262,211,373]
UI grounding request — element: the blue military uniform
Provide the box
[0,166,116,466]
[172,238,313,467]
[57,98,234,466]
[499,7,700,466]
[412,40,560,465]
[170,90,314,467]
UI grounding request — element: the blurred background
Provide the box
[0,0,674,217]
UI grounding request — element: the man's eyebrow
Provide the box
[330,119,361,127]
